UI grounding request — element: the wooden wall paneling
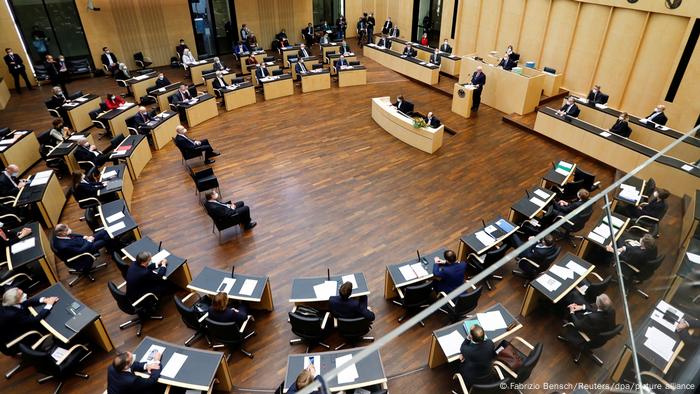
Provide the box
[591,7,648,108]
[619,13,687,120]
[396,0,415,40]
[662,18,700,131]
[277,0,296,43]
[514,0,528,50]
[455,0,481,55]
[439,0,455,44]
[293,0,314,39]
[496,0,524,53]
[518,0,551,67]
[345,0,363,38]
[112,0,146,71]
[539,0,579,81]
[0,1,37,88]
[76,0,125,73]
[613,12,650,108]
[586,6,614,89]
[257,0,278,49]
[475,0,502,55]
[573,0,700,18]
[234,0,262,43]
[561,3,609,93]
[161,0,198,59]
[375,0,389,31]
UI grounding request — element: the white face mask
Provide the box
[8,52,13,56]
[19,293,27,303]
[158,76,163,80]
[11,171,19,177]
[619,116,624,120]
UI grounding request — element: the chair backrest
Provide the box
[573,168,596,192]
[543,66,556,74]
[112,252,131,279]
[312,63,323,70]
[89,109,102,121]
[637,254,665,281]
[69,91,83,100]
[585,275,612,303]
[288,311,324,340]
[514,343,543,383]
[484,243,509,265]
[598,93,609,104]
[569,205,593,232]
[539,245,561,271]
[453,286,483,316]
[336,316,371,339]
[263,55,275,62]
[587,324,623,350]
[174,296,202,330]
[642,178,656,197]
[272,69,283,76]
[37,130,52,145]
[233,77,244,84]
[133,52,144,61]
[403,280,434,307]
[108,281,136,315]
[18,343,57,376]
[349,61,360,66]
[560,178,586,200]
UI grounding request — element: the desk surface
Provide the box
[366,43,440,70]
[97,103,138,121]
[259,73,294,84]
[632,301,689,374]
[387,248,444,288]
[6,221,45,271]
[133,336,224,391]
[530,252,594,303]
[98,199,138,239]
[676,237,700,280]
[15,170,57,206]
[289,272,369,302]
[29,282,99,344]
[459,216,518,255]
[148,82,181,97]
[110,134,147,159]
[121,236,186,278]
[510,187,556,221]
[220,81,254,93]
[125,72,157,85]
[98,164,128,195]
[176,93,216,109]
[135,111,178,132]
[284,347,386,393]
[187,266,267,303]
[60,94,100,110]
[583,213,629,248]
[390,37,461,60]
[541,160,577,187]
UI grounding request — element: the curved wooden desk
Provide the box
[371,97,444,154]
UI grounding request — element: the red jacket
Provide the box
[105,95,125,110]
[420,37,429,46]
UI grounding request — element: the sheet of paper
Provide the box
[436,330,465,356]
[565,260,587,276]
[51,346,68,362]
[529,196,546,207]
[399,265,417,281]
[602,215,625,229]
[656,300,683,320]
[686,252,700,264]
[619,188,639,202]
[160,353,187,378]
[475,231,495,247]
[11,237,35,254]
[534,189,550,199]
[599,131,611,138]
[105,211,125,223]
[484,225,497,234]
[217,277,236,294]
[535,274,561,292]
[681,164,694,172]
[651,310,678,332]
[0,139,15,145]
[101,170,117,179]
[303,356,321,376]
[240,279,258,296]
[108,221,126,233]
[341,274,358,289]
[151,249,170,264]
[587,231,606,245]
[558,161,573,170]
[410,263,429,278]
[592,224,611,238]
[549,265,574,280]
[29,176,49,187]
[335,354,359,384]
[643,326,675,362]
[476,311,508,331]
[139,344,166,363]
[554,167,569,176]
[312,280,337,300]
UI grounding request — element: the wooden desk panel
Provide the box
[189,60,217,85]
[290,59,320,81]
[185,98,218,127]
[371,96,444,154]
[107,106,139,138]
[300,71,331,93]
[151,115,180,150]
[338,68,367,87]
[451,83,474,118]
[0,132,40,173]
[222,86,256,111]
[363,45,440,85]
[262,77,294,100]
[204,73,235,96]
[0,78,10,109]
[131,76,158,101]
[66,97,101,132]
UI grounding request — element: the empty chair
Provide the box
[580,272,612,304]
[312,63,323,70]
[205,317,256,360]
[263,55,276,62]
[272,69,284,76]
[45,100,62,118]
[174,294,210,347]
[89,109,109,139]
[392,280,433,326]
[112,251,130,280]
[18,338,91,393]
[50,234,106,286]
[621,254,665,299]
[0,325,43,379]
[108,281,163,337]
[67,58,91,78]
[467,243,509,291]
[288,307,331,352]
[493,337,543,394]
[438,286,483,323]
[349,61,360,66]
[512,244,561,286]
[558,323,622,365]
[553,206,593,248]
[573,168,600,192]
[232,77,244,84]
[334,316,374,350]
[133,52,152,69]
[189,167,220,200]
[626,203,668,238]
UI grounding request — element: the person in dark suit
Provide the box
[255,63,270,80]
[393,95,414,114]
[381,17,393,35]
[208,291,249,325]
[402,43,417,57]
[107,351,162,394]
[233,42,249,60]
[72,171,104,201]
[335,55,349,69]
[240,25,250,44]
[133,106,153,131]
[432,250,466,295]
[0,287,58,346]
[47,86,68,109]
[174,125,219,164]
[676,317,700,347]
[609,112,632,138]
[367,13,376,42]
[625,188,669,220]
[644,105,668,126]
[101,47,119,76]
[0,221,32,249]
[204,190,257,230]
[175,39,188,58]
[295,58,309,79]
[557,96,580,117]
[74,137,110,167]
[338,40,352,55]
[329,281,375,321]
[470,66,486,112]
[172,84,193,105]
[376,34,391,49]
[440,39,452,54]
[511,234,560,277]
[302,23,314,46]
[541,189,591,227]
[607,234,657,274]
[298,43,311,58]
[44,54,69,95]
[4,48,33,93]
[429,48,441,65]
[389,25,400,38]
[53,223,111,273]
[155,73,170,88]
[126,251,169,303]
[114,63,131,81]
[424,112,441,128]
[497,54,516,71]
[211,57,227,72]
[0,165,26,197]
[458,325,495,386]
[212,71,229,91]
[276,30,289,47]
[559,293,615,346]
[586,85,607,104]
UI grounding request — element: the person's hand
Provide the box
[153,351,162,362]
[677,320,689,332]
[159,259,168,267]
[194,140,202,146]
[434,256,444,264]
[306,364,316,375]
[18,179,27,187]
[90,144,97,151]
[559,200,569,206]
[85,235,95,242]
[18,228,32,238]
[527,236,534,241]
[568,304,583,313]
[459,354,464,362]
[605,244,613,253]
[45,297,59,305]
[146,363,160,373]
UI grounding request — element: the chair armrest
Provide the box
[452,373,468,394]
[0,272,32,286]
[396,286,405,299]
[127,127,138,135]
[77,161,96,169]
[91,120,107,129]
[321,311,330,330]
[493,364,506,380]
[621,261,640,273]
[588,272,603,282]
[181,292,196,303]
[116,79,127,85]
[577,330,591,342]
[132,292,159,307]
[0,213,21,223]
[78,197,101,205]
[48,109,61,118]
[32,334,53,350]
[438,291,455,308]
[67,252,96,263]
[519,257,540,269]
[467,253,484,265]
[555,215,574,225]
[56,344,90,365]
[0,261,7,269]
[493,360,516,378]
[239,315,253,333]
[117,281,126,289]
[628,225,649,234]
[636,215,659,224]
[333,317,338,328]
[512,336,534,350]
[5,330,42,348]
[198,312,209,323]
[640,371,673,388]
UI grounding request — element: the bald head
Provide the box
[476,66,483,72]
[5,164,18,174]
[176,125,187,134]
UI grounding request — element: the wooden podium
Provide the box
[451,83,474,118]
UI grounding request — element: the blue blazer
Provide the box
[471,72,486,89]
[207,306,247,325]
[126,263,167,302]
[328,295,375,321]
[107,362,161,394]
[0,299,50,345]
[432,262,467,294]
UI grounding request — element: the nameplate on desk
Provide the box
[11,237,36,254]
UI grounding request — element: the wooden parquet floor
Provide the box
[0,47,684,394]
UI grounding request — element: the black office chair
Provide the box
[39,143,67,178]
[45,100,62,119]
[349,61,360,66]
[272,69,284,76]
[263,55,276,63]
[512,245,561,287]
[543,66,556,74]
[0,269,37,295]
[18,338,91,394]
[554,178,586,201]
[133,52,152,69]
[205,317,256,360]
[626,203,668,239]
[288,307,331,352]
[89,108,109,139]
[108,281,162,337]
[334,316,374,350]
[392,280,433,326]
[189,167,220,201]
[0,327,43,379]
[112,251,131,280]
[572,168,600,192]
[452,367,509,394]
[67,59,91,78]
[312,63,323,70]
[640,178,656,203]
[50,234,106,287]
[438,286,483,323]
[558,323,622,365]
[621,254,665,299]
[204,200,244,243]
[493,338,543,394]
[233,77,244,84]
[174,294,210,347]
[467,243,509,291]
[173,137,206,169]
[554,206,593,248]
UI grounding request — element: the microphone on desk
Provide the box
[480,218,487,229]
[327,268,331,281]
[157,241,162,251]
[525,189,530,199]
[231,265,235,278]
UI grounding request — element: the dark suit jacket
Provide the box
[377,38,391,48]
[0,172,19,197]
[101,53,118,66]
[645,111,668,126]
[0,299,50,345]
[176,44,188,56]
[571,304,615,336]
[389,27,400,37]
[53,233,96,259]
[134,112,152,128]
[403,47,417,57]
[328,295,375,321]
[382,21,393,33]
[425,116,441,128]
[47,94,67,109]
[115,70,130,81]
[126,263,167,302]
[458,339,495,385]
[640,198,667,218]
[255,67,270,80]
[107,362,161,394]
[75,180,104,200]
[586,90,607,104]
[610,120,631,137]
[207,306,247,325]
[74,145,100,165]
[339,44,351,55]
[432,262,466,294]
[335,59,349,68]
[559,102,580,117]
[394,100,414,114]
[45,61,60,82]
[3,54,25,73]
[173,90,192,104]
[295,62,309,74]
[298,48,311,58]
[520,244,559,268]
[497,58,516,71]
[155,77,170,88]
[471,72,486,89]
[620,244,657,271]
[429,54,441,65]
[440,43,452,53]
[174,134,198,152]
[204,200,239,221]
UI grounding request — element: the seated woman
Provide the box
[181,48,196,68]
[104,93,125,110]
[207,291,249,325]
[49,118,71,146]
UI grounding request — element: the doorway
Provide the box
[312,0,343,27]
[189,0,239,57]
[412,0,443,47]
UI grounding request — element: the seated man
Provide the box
[0,221,32,249]
[133,106,153,132]
[208,291,249,325]
[338,40,352,55]
[424,112,441,128]
[154,73,171,88]
[233,41,249,59]
[440,39,452,53]
[212,71,229,91]
[606,234,657,275]
[0,287,59,347]
[295,58,309,78]
[126,251,170,303]
[74,137,110,168]
[432,250,466,295]
[556,96,580,117]
[429,48,441,65]
[497,54,515,70]
[458,325,495,386]
[586,84,607,104]
[609,112,631,138]
[176,39,189,58]
[625,188,669,220]
[204,190,257,230]
[334,55,349,69]
[0,164,26,197]
[172,84,193,105]
[402,43,417,57]
[107,350,162,394]
[287,365,319,394]
[511,234,560,277]
[211,57,227,72]
[72,170,105,201]
[541,189,592,228]
[393,95,414,114]
[329,281,375,321]
[376,34,391,49]
[53,223,112,273]
[276,29,289,48]
[174,125,220,165]
[46,86,67,109]
[298,43,311,58]
[255,63,270,80]
[644,104,667,126]
[101,47,119,76]
[559,293,615,347]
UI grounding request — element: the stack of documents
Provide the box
[643,326,675,362]
[140,345,166,363]
[564,260,587,276]
[619,184,640,202]
[602,215,625,229]
[476,311,508,331]
[549,265,574,280]
[529,196,546,207]
[151,249,170,264]
[437,330,465,356]
[11,237,35,254]
[101,170,118,180]
[335,354,359,384]
[313,281,338,299]
[475,231,496,247]
[535,274,561,292]
[534,189,551,200]
[29,171,52,187]
[398,263,430,281]
[554,161,573,176]
[587,224,612,244]
[105,211,125,223]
